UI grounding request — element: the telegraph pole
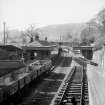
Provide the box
[3,22,6,45]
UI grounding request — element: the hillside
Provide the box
[40,23,87,41]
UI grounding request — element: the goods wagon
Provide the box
[0,60,52,103]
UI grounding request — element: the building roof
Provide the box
[73,45,94,50]
[0,44,22,51]
[27,40,56,47]
[23,40,57,51]
[79,46,94,50]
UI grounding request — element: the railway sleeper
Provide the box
[69,84,82,87]
[68,86,81,88]
[84,98,89,102]
[66,93,81,96]
[66,88,82,92]
[64,96,81,101]
[83,96,88,99]
[61,99,80,103]
[83,89,88,92]
[68,90,81,93]
[83,90,88,93]
[69,85,81,87]
[61,100,81,105]
[82,92,88,95]
[83,98,89,102]
[58,93,64,97]
[68,89,81,92]
[68,87,82,90]
[84,85,88,87]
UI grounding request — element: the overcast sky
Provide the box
[0,0,105,30]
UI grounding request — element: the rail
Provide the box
[80,65,84,105]
[52,65,89,105]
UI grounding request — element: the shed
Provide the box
[0,44,23,60]
[79,46,94,60]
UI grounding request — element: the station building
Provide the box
[22,40,57,60]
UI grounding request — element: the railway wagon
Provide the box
[0,86,9,103]
[0,60,52,103]
[7,80,19,96]
[30,70,37,80]
[0,60,25,70]
[0,87,3,103]
[18,75,26,89]
[24,73,31,85]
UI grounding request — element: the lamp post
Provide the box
[3,22,6,45]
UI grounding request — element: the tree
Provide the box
[35,32,39,40]
[84,8,105,47]
[64,32,72,42]
[67,32,72,39]
[89,36,95,43]
[80,24,101,44]
[96,8,105,26]
[72,38,80,47]
[23,24,42,43]
[25,24,36,42]
[45,36,47,41]
[21,31,27,45]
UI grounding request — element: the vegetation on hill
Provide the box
[39,23,87,41]
[89,8,105,49]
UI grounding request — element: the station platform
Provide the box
[87,64,105,105]
[87,48,105,105]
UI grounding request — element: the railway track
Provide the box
[1,56,72,105]
[52,66,89,105]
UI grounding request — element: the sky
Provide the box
[0,0,105,30]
